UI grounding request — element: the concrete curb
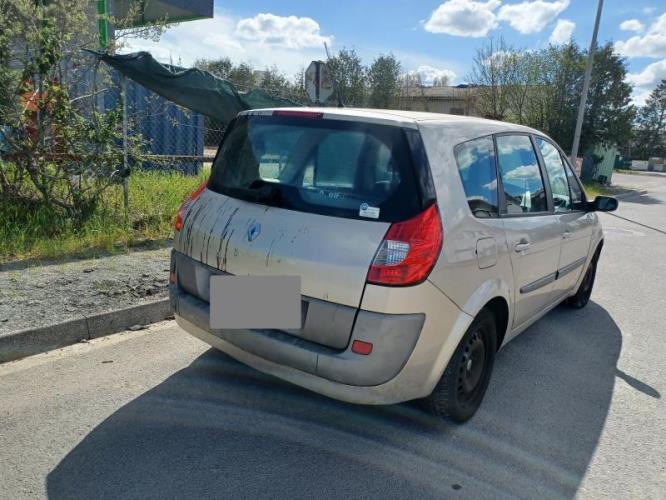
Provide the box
[0,299,171,363]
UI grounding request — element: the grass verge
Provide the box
[582,182,615,198]
[1,168,208,263]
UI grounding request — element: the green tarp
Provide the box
[91,51,300,123]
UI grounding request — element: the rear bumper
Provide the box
[171,282,424,387]
[171,250,472,405]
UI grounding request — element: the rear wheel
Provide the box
[423,308,497,423]
[567,257,597,309]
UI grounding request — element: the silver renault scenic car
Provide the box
[170,108,617,422]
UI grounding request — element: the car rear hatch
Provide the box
[174,110,435,349]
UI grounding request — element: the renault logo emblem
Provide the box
[247,222,261,242]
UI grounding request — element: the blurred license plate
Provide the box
[209,275,301,330]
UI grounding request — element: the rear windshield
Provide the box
[208,114,423,222]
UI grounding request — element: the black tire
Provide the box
[423,308,497,423]
[567,257,597,309]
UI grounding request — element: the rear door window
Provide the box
[209,115,422,222]
[496,135,548,214]
[454,136,499,217]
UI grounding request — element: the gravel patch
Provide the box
[0,248,171,337]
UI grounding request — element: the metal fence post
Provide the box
[121,74,129,218]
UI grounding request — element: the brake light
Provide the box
[272,110,324,119]
[367,204,443,286]
[175,180,208,231]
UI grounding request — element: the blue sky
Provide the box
[125,1,666,104]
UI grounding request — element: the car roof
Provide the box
[242,107,541,135]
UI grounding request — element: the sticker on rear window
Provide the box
[359,203,380,219]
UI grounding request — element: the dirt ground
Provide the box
[0,248,171,336]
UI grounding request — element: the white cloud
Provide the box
[549,19,575,45]
[235,13,331,49]
[627,58,666,87]
[497,0,570,34]
[619,19,644,33]
[390,49,462,83]
[615,13,666,58]
[626,58,666,105]
[423,0,501,38]
[412,65,457,85]
[120,12,331,76]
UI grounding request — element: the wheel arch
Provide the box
[484,297,510,350]
[456,277,513,351]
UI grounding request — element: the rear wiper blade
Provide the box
[247,178,273,190]
[243,179,283,203]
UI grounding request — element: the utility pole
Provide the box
[570,0,604,169]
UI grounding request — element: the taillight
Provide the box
[367,204,443,286]
[175,180,208,231]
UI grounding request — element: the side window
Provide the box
[453,136,499,217]
[535,137,571,213]
[496,135,548,214]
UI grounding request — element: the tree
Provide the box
[0,0,162,223]
[633,80,666,159]
[536,43,585,151]
[398,71,428,111]
[468,37,516,120]
[468,39,635,157]
[432,75,451,87]
[227,63,256,91]
[580,43,635,155]
[368,53,401,109]
[327,48,367,107]
[285,68,309,104]
[260,65,290,95]
[194,57,233,79]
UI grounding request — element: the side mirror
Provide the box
[589,195,618,212]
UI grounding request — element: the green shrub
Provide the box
[0,168,207,262]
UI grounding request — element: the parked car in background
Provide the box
[169,108,618,422]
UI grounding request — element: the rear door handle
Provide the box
[514,241,530,253]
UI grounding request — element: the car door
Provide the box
[534,136,594,298]
[495,134,561,329]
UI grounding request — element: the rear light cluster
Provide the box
[367,204,443,286]
[174,180,208,231]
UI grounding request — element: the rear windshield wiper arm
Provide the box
[243,178,283,204]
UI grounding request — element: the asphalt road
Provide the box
[1,176,665,499]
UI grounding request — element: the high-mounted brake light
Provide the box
[174,180,208,231]
[272,110,324,119]
[367,204,443,286]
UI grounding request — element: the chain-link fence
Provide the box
[103,73,311,177]
[103,71,224,176]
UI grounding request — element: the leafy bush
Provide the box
[0,168,208,262]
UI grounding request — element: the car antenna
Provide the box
[324,42,344,108]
